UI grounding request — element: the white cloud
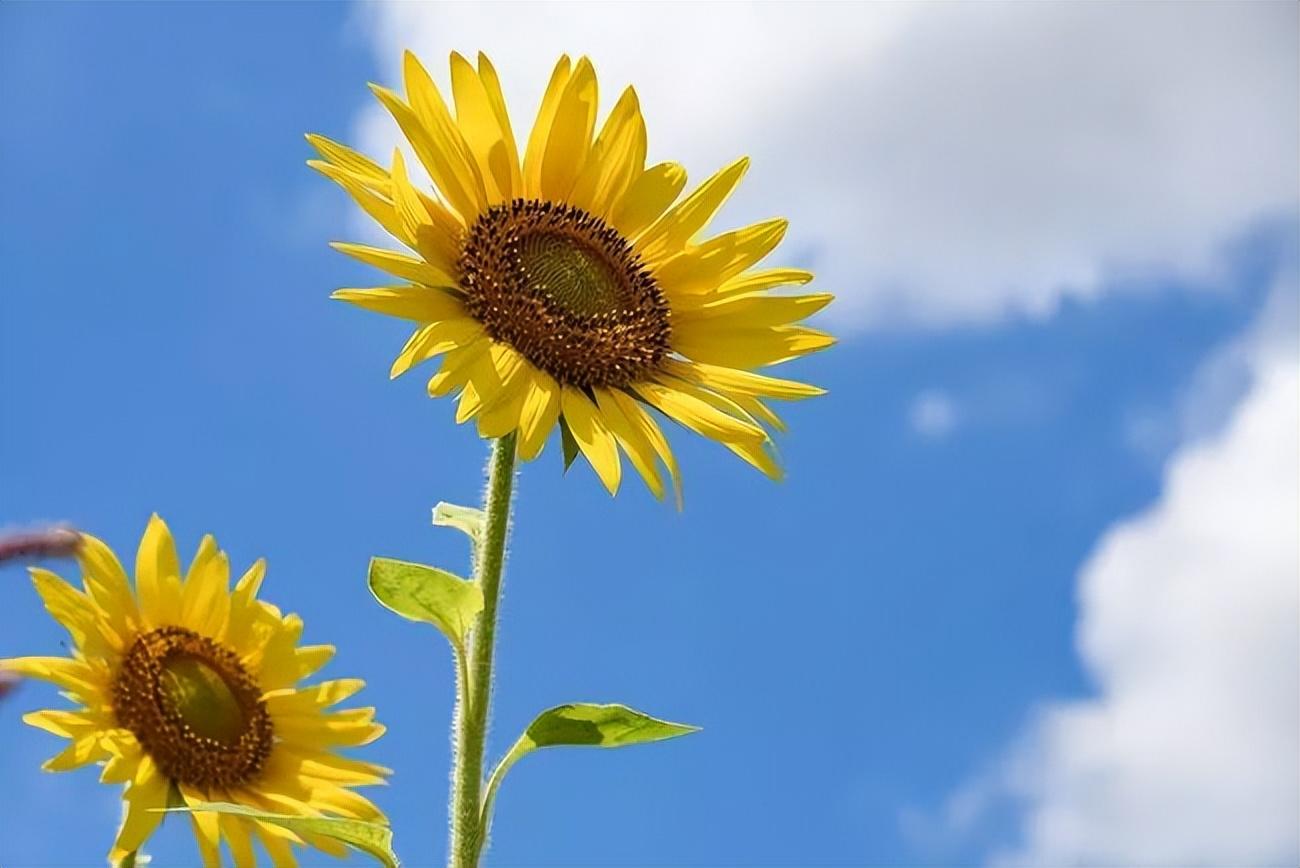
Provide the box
[919,276,1300,866]
[908,389,958,439]
[348,2,1297,329]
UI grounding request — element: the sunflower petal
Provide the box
[655,218,788,298]
[560,387,621,494]
[594,388,664,499]
[331,286,465,323]
[637,157,749,264]
[305,133,388,186]
[633,381,766,444]
[610,390,682,509]
[612,162,687,238]
[570,87,646,219]
[450,51,516,202]
[516,369,562,461]
[523,56,573,198]
[540,57,598,201]
[673,323,835,369]
[330,242,454,287]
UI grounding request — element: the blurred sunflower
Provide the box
[310,52,834,501]
[1,516,387,866]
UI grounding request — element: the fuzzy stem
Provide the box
[449,433,517,868]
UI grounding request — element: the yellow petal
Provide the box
[655,219,788,298]
[560,387,621,495]
[305,133,388,186]
[76,532,139,635]
[1,656,103,700]
[180,786,223,868]
[294,645,335,681]
[718,266,814,295]
[29,568,96,648]
[569,87,646,219]
[136,513,180,616]
[371,77,482,223]
[450,51,516,202]
[329,241,454,287]
[539,57,598,201]
[475,53,523,195]
[476,362,531,439]
[516,369,562,461]
[109,756,169,860]
[633,381,765,444]
[610,390,682,509]
[266,679,366,713]
[636,157,749,265]
[331,285,466,322]
[664,357,826,400]
[612,161,687,239]
[522,56,572,198]
[390,318,485,379]
[673,323,835,369]
[220,815,257,868]
[253,821,300,868]
[309,160,409,247]
[401,51,488,215]
[677,292,835,328]
[721,435,784,480]
[594,388,664,499]
[180,535,230,637]
[389,148,435,251]
[427,338,489,398]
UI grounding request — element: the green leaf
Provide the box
[432,501,484,543]
[368,556,483,649]
[164,802,398,868]
[522,703,700,749]
[559,415,580,472]
[478,702,698,851]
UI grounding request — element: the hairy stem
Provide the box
[449,433,517,868]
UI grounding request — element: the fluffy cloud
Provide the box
[922,278,1299,866]
[908,389,958,439]
[350,2,1297,329]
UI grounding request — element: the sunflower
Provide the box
[1,516,388,866]
[310,52,834,501]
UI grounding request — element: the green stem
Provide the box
[449,433,517,868]
[117,852,137,868]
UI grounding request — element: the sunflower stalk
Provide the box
[449,432,517,868]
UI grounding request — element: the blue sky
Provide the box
[2,4,1296,867]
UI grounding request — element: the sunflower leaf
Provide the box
[522,702,700,749]
[479,703,699,846]
[559,415,581,471]
[432,501,485,543]
[367,556,483,649]
[163,802,399,868]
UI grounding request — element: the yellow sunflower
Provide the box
[310,52,834,501]
[1,516,388,866]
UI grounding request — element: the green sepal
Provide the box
[368,556,483,650]
[432,501,485,543]
[163,802,398,868]
[559,415,580,472]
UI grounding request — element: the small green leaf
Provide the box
[559,415,580,472]
[522,703,700,750]
[164,802,398,868]
[432,501,484,543]
[368,556,483,649]
[478,702,698,851]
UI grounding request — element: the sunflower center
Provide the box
[160,655,245,744]
[459,199,671,389]
[112,626,272,788]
